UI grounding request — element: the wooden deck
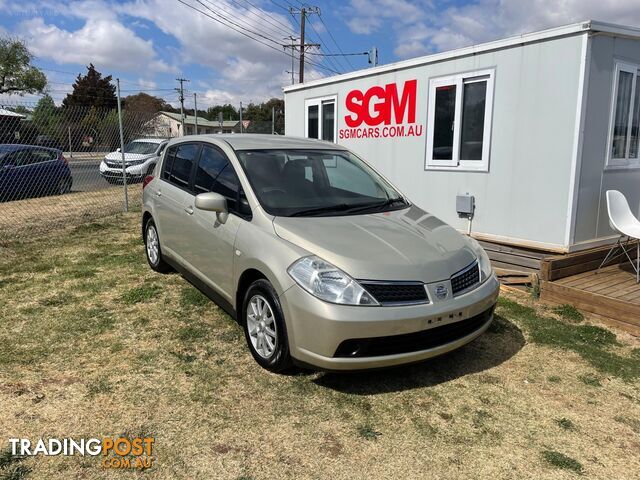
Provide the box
[540,263,640,335]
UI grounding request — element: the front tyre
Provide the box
[144,218,172,273]
[242,279,293,373]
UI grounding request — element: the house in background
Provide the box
[0,108,25,143]
[145,111,242,138]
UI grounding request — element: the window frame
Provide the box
[606,60,640,169]
[160,142,201,193]
[305,95,337,143]
[425,68,495,172]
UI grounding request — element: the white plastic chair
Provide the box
[598,190,640,282]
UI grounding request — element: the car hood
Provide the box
[104,151,155,162]
[273,205,477,283]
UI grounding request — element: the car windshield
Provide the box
[236,149,408,217]
[122,141,158,154]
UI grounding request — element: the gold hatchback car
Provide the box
[142,135,499,372]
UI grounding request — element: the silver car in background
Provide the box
[141,135,499,372]
[100,138,168,183]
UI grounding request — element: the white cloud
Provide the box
[345,0,640,59]
[117,0,307,104]
[16,11,172,73]
[345,0,427,35]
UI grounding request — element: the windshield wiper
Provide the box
[344,197,408,214]
[289,204,352,217]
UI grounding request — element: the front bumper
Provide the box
[280,274,500,370]
[100,163,146,181]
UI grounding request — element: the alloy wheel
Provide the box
[146,224,159,265]
[246,294,277,358]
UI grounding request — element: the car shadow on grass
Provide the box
[312,314,525,394]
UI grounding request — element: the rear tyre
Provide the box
[242,279,293,373]
[144,218,172,273]
[57,176,72,195]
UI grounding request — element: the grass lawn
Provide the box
[0,212,639,479]
[0,186,141,243]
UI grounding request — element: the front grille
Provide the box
[450,261,480,296]
[105,161,121,168]
[359,281,429,306]
[333,306,494,358]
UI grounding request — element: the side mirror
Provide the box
[195,192,228,223]
[116,147,121,153]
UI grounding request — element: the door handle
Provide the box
[155,190,162,197]
[184,206,194,215]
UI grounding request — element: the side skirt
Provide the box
[164,256,237,321]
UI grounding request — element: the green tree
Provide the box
[244,98,284,134]
[206,104,238,121]
[0,37,47,95]
[98,110,121,149]
[63,64,117,110]
[123,92,169,113]
[31,94,63,142]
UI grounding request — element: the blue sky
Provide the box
[1,0,639,108]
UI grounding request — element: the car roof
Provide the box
[184,134,344,151]
[131,138,167,144]
[0,144,59,153]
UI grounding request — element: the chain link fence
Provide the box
[0,98,283,242]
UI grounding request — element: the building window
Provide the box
[305,96,337,142]
[426,69,495,171]
[607,61,640,168]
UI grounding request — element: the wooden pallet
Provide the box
[540,264,640,336]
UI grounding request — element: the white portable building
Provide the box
[284,21,640,262]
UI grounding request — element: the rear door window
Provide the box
[162,143,200,190]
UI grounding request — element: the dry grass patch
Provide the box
[0,187,142,242]
[0,213,639,479]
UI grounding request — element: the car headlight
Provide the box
[126,159,145,166]
[468,238,493,283]
[287,255,379,306]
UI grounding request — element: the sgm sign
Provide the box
[339,79,424,139]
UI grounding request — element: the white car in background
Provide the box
[100,138,168,184]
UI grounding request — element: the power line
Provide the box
[176,0,339,75]
[318,12,355,70]
[240,0,296,36]
[195,0,285,49]
[200,0,292,43]
[304,16,344,73]
[305,51,368,56]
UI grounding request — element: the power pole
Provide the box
[175,77,189,136]
[282,35,298,85]
[239,101,243,133]
[289,6,320,83]
[193,92,198,135]
[368,47,378,67]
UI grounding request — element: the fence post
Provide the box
[116,78,129,212]
[67,127,73,159]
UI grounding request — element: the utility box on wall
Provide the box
[456,194,475,218]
